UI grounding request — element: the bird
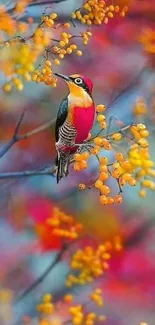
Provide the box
[54,73,95,183]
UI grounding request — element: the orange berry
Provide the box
[80,160,88,169]
[74,153,82,161]
[99,165,108,173]
[95,180,103,189]
[100,185,110,195]
[97,114,105,122]
[121,160,131,170]
[45,60,52,67]
[128,178,136,186]
[119,178,126,186]
[54,58,60,65]
[78,184,86,190]
[63,294,73,303]
[111,170,120,178]
[114,194,122,203]
[102,139,112,150]
[99,156,108,165]
[114,5,120,12]
[115,152,124,161]
[81,151,90,160]
[76,50,83,56]
[107,197,114,204]
[94,137,102,146]
[96,104,106,113]
[100,121,107,129]
[122,173,132,181]
[74,162,81,171]
[139,189,146,198]
[99,172,108,181]
[100,195,108,205]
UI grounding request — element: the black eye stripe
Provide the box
[70,77,91,96]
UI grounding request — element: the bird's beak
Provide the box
[54,72,71,82]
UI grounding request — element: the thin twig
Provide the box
[15,243,68,303]
[0,108,26,159]
[0,116,56,160]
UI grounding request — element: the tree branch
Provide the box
[15,243,68,303]
[0,115,56,160]
[0,165,57,180]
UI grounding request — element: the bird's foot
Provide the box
[76,143,93,153]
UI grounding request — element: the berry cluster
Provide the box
[76,104,155,205]
[72,0,128,26]
[47,207,83,240]
[32,60,57,87]
[65,244,111,287]
[69,299,105,325]
[1,0,128,92]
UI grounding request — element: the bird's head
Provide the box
[54,73,93,97]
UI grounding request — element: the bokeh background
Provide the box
[0,0,155,325]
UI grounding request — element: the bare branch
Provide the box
[0,165,56,180]
[0,108,26,159]
[0,117,56,160]
[18,117,56,140]
[15,243,68,303]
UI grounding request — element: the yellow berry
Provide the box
[128,178,136,186]
[66,47,72,54]
[96,104,106,113]
[42,293,52,303]
[112,133,122,141]
[95,180,103,189]
[99,156,108,165]
[99,165,108,173]
[54,58,60,65]
[140,130,149,137]
[94,137,102,146]
[97,114,105,122]
[139,189,146,198]
[122,173,132,181]
[111,170,120,178]
[71,12,76,19]
[59,40,66,47]
[76,50,83,56]
[137,123,146,130]
[115,152,124,161]
[3,83,12,92]
[100,185,110,195]
[50,13,57,19]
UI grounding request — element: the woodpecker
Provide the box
[54,73,95,183]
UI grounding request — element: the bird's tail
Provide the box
[55,152,70,183]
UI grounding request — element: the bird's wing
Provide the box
[55,96,68,142]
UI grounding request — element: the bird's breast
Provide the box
[73,105,95,144]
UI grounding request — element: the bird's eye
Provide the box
[75,78,83,85]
